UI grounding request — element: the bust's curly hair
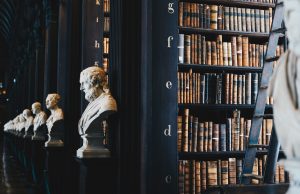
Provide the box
[47,93,61,103]
[80,66,107,89]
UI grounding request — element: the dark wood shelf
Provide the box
[179,64,263,73]
[178,104,273,111]
[104,31,110,37]
[179,150,285,160]
[103,53,109,58]
[179,0,275,9]
[179,27,272,38]
[104,12,110,17]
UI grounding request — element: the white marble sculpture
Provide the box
[45,93,64,147]
[269,0,300,193]
[32,102,48,140]
[4,120,13,132]
[77,66,117,158]
[16,114,26,133]
[23,109,34,132]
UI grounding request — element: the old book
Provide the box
[200,74,205,104]
[196,4,200,28]
[260,10,265,33]
[251,9,255,33]
[184,161,191,194]
[228,42,232,66]
[237,8,242,31]
[191,34,195,64]
[211,41,217,65]
[202,36,206,64]
[208,122,213,152]
[184,35,191,64]
[216,74,223,104]
[183,3,189,27]
[180,72,184,103]
[245,120,251,146]
[229,158,237,184]
[269,8,273,30]
[224,6,230,30]
[201,161,207,191]
[179,161,185,194]
[233,74,238,104]
[275,164,280,183]
[237,75,242,104]
[183,109,189,152]
[204,122,209,152]
[189,115,193,152]
[255,9,260,32]
[212,123,219,151]
[189,69,193,104]
[237,37,242,66]
[221,160,229,185]
[196,161,201,194]
[197,35,202,64]
[234,7,238,31]
[198,122,204,152]
[192,117,199,152]
[223,42,228,66]
[249,44,253,67]
[266,119,272,145]
[220,124,227,151]
[207,41,212,65]
[207,161,218,186]
[210,5,218,30]
[251,73,258,104]
[265,9,270,33]
[279,165,285,183]
[242,37,249,66]
[185,72,189,103]
[178,116,183,152]
[231,37,237,66]
[179,2,184,27]
[252,159,259,184]
[218,160,222,185]
[178,72,181,104]
[246,8,252,32]
[217,35,223,65]
[240,117,244,151]
[241,8,246,32]
[191,160,196,194]
[192,73,196,103]
[232,109,240,151]
[192,4,196,28]
[230,7,235,31]
[227,118,232,151]
[206,5,211,29]
[229,74,234,104]
[242,75,246,104]
[225,73,230,104]
[236,159,243,184]
[218,5,224,30]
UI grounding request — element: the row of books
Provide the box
[177,109,273,152]
[104,17,110,32]
[179,34,284,66]
[177,71,267,105]
[179,3,273,33]
[103,0,110,13]
[104,37,109,54]
[103,58,109,72]
[179,158,288,194]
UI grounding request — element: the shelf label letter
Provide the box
[166,81,172,89]
[167,36,174,48]
[165,175,172,184]
[164,125,171,136]
[95,40,100,48]
[168,3,174,14]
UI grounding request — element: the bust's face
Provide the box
[46,95,57,109]
[32,103,40,114]
[80,75,100,102]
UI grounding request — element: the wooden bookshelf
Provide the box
[179,150,286,160]
[179,64,263,73]
[178,104,273,111]
[179,0,275,9]
[104,12,110,17]
[104,32,110,37]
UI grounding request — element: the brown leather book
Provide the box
[260,10,265,33]
[210,5,218,30]
[179,161,185,194]
[198,122,204,152]
[211,41,217,65]
[224,6,230,30]
[246,8,252,32]
[184,35,191,64]
[221,160,229,185]
[208,121,213,152]
[241,8,246,32]
[201,161,207,191]
[207,161,218,186]
[184,161,191,193]
[212,123,219,151]
[232,109,240,151]
[229,158,237,184]
[228,42,232,66]
[179,2,184,27]
[237,37,243,66]
[183,109,189,152]
[242,37,249,66]
[192,117,199,152]
[217,35,223,65]
[206,41,212,65]
[196,161,201,194]
[231,37,237,66]
[178,116,183,152]
[218,5,224,30]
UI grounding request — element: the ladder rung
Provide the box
[276,1,284,6]
[272,27,286,34]
[265,56,280,62]
[243,174,264,180]
[248,144,269,148]
[260,85,268,89]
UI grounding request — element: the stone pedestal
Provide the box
[45,120,64,147]
[75,158,116,194]
[32,124,47,141]
[44,146,65,194]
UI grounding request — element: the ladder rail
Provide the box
[241,1,285,184]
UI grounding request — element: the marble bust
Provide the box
[269,0,300,193]
[45,93,64,147]
[17,114,26,136]
[23,109,34,138]
[77,66,117,158]
[4,120,13,132]
[32,102,48,140]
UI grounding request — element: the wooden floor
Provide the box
[0,136,36,194]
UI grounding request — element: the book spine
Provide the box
[240,117,244,151]
[184,161,191,194]
[221,160,229,185]
[212,123,219,151]
[232,109,240,151]
[237,8,242,31]
[179,34,184,63]
[179,2,183,27]
[234,7,238,31]
[183,109,189,152]
[206,5,211,29]
[251,73,258,104]
[224,7,230,30]
[218,5,224,30]
[200,74,205,104]
[265,9,270,33]
[233,74,238,104]
[204,122,208,152]
[225,73,230,104]
[196,161,201,194]
[202,36,206,64]
[216,74,223,104]
[179,161,185,194]
[207,41,212,65]
[237,75,242,104]
[201,161,207,191]
[231,37,237,66]
[220,124,227,151]
[237,37,243,66]
[192,117,199,152]
[242,8,246,32]
[217,35,223,66]
[198,123,204,152]
[260,9,265,33]
[251,9,256,33]
[210,5,218,30]
[229,158,237,184]
[227,118,232,151]
[223,42,228,66]
[246,8,251,32]
[208,121,213,152]
[228,42,232,66]
[184,35,191,64]
[211,41,217,65]
[242,37,249,66]
[207,161,218,186]
[188,116,193,152]
[255,9,260,32]
[178,116,183,152]
[236,159,243,184]
[242,75,246,104]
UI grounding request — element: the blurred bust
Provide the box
[17,114,26,132]
[46,93,64,132]
[78,66,117,134]
[23,109,33,131]
[32,102,47,131]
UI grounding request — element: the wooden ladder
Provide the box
[241,0,286,184]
